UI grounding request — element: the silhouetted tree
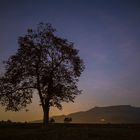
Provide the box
[0,23,84,127]
[7,120,12,124]
[50,118,55,123]
[64,117,72,123]
[0,120,4,124]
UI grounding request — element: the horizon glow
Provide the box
[0,0,140,121]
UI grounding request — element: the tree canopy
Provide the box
[0,23,85,126]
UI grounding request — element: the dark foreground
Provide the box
[0,123,140,140]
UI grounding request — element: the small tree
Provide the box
[50,118,55,123]
[0,23,84,127]
[64,117,72,123]
[7,120,12,124]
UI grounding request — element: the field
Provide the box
[0,123,140,140]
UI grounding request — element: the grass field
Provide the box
[0,123,140,140]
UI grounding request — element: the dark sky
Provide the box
[0,0,140,121]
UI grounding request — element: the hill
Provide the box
[53,105,140,123]
[33,105,140,123]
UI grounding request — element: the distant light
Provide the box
[100,118,105,122]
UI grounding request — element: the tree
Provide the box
[0,23,85,127]
[50,118,55,123]
[64,117,72,123]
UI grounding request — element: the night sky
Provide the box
[0,0,140,121]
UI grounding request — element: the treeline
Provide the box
[0,120,25,125]
[0,117,73,125]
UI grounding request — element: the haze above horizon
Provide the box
[0,0,140,121]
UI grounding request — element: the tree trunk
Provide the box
[43,104,50,127]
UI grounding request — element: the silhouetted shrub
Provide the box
[64,117,72,123]
[50,118,55,123]
[7,120,12,124]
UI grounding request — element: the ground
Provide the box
[0,123,140,140]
